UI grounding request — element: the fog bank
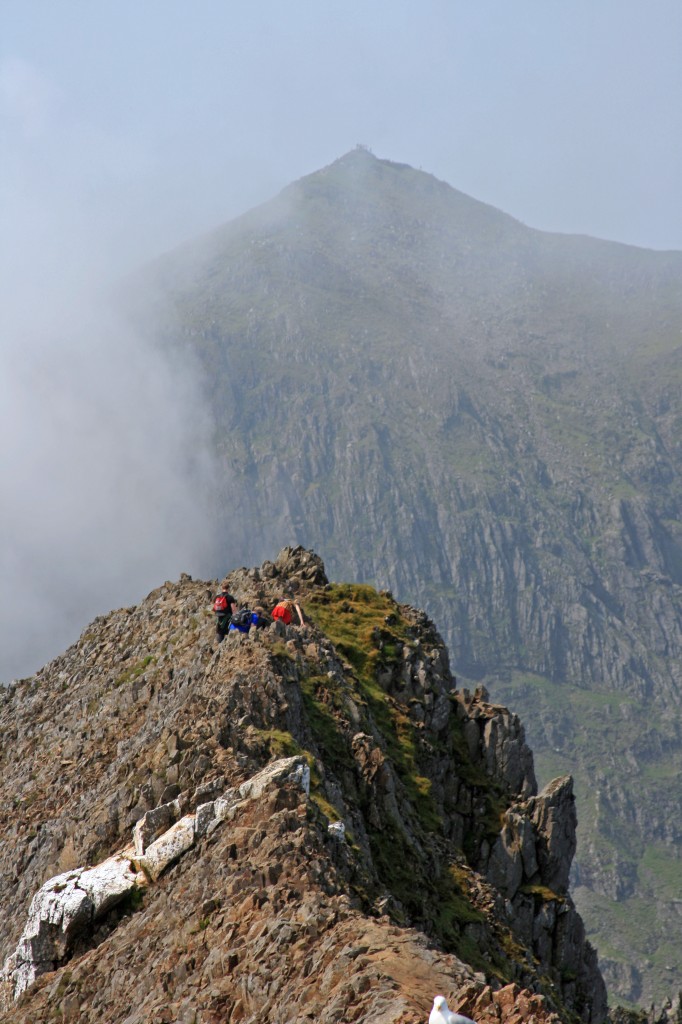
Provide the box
[0,280,225,681]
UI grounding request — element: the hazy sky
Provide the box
[1,1,681,679]
[2,0,681,266]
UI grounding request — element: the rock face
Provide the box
[0,548,606,1023]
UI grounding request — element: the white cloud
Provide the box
[0,286,221,681]
[0,57,222,682]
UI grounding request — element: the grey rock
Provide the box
[528,775,576,894]
[486,810,525,898]
[194,801,216,838]
[214,789,239,821]
[482,710,537,798]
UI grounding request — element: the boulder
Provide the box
[77,856,142,917]
[4,855,141,999]
[133,801,179,856]
[139,815,196,882]
[237,756,310,801]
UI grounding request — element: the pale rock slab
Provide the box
[78,855,142,917]
[133,801,179,856]
[3,854,141,1000]
[139,815,196,882]
[237,755,310,800]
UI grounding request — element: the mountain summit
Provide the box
[135,152,682,1004]
[0,548,605,1023]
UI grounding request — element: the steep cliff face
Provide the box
[0,549,604,1023]
[130,148,682,1004]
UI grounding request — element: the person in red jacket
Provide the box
[271,599,303,626]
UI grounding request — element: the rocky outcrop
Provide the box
[3,856,143,1001]
[454,686,537,798]
[1,756,310,1004]
[528,777,577,894]
[486,775,578,903]
[0,549,606,1023]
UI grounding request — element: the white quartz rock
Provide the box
[140,815,196,882]
[238,755,310,800]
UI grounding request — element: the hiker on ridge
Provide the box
[271,598,304,627]
[228,606,269,634]
[213,584,237,644]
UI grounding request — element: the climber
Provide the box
[271,598,304,627]
[253,605,271,627]
[228,607,268,634]
[213,584,237,644]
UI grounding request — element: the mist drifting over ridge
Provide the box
[0,142,226,681]
[0,48,239,682]
[0,287,225,683]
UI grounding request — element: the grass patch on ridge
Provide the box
[306,583,441,831]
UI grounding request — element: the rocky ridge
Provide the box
[0,547,605,1023]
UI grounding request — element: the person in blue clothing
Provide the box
[228,606,268,634]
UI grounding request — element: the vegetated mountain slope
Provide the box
[134,149,682,1005]
[0,548,605,1023]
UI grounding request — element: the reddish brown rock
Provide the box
[0,549,606,1023]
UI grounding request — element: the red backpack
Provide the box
[213,594,229,613]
